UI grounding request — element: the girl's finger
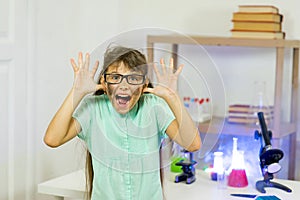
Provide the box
[152,63,160,78]
[143,87,154,93]
[160,58,166,75]
[78,52,83,68]
[70,58,78,72]
[168,58,174,74]
[84,53,90,70]
[174,64,184,76]
[95,84,103,91]
[91,60,100,77]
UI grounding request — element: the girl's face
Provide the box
[102,62,147,114]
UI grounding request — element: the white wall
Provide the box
[34,0,120,199]
[30,0,300,199]
[117,0,300,38]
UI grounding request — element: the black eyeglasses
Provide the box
[104,73,146,85]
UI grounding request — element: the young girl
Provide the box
[44,46,201,199]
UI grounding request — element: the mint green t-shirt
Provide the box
[73,93,175,200]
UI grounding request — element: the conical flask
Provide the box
[227,137,238,173]
[227,150,248,187]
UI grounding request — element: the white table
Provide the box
[38,170,86,200]
[38,169,300,200]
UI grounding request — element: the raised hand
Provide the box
[143,58,183,98]
[70,52,102,96]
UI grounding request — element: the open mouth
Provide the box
[115,94,131,107]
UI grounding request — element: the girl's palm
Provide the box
[144,58,183,97]
[70,52,102,95]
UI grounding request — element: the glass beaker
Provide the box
[248,81,273,128]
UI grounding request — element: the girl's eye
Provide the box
[111,75,121,80]
[129,76,138,81]
[129,75,144,83]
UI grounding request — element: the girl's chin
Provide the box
[113,101,131,114]
[115,108,130,114]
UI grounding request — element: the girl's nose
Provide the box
[119,78,129,90]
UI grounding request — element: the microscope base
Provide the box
[175,172,196,184]
[256,180,292,193]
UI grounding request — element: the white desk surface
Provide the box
[38,169,300,200]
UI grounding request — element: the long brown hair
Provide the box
[85,46,162,199]
[85,151,93,200]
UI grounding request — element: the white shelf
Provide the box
[147,35,299,179]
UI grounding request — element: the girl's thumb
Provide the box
[95,84,103,91]
[143,87,153,93]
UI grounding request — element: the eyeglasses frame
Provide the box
[104,73,146,85]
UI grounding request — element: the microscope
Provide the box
[174,150,197,184]
[254,112,292,193]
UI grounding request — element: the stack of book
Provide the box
[231,5,285,39]
[227,104,274,124]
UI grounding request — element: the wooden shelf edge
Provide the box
[147,35,300,48]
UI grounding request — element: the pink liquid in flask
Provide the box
[228,169,248,187]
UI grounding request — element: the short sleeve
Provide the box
[72,96,94,141]
[152,95,175,138]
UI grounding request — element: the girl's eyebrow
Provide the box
[108,71,118,74]
[108,70,143,75]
